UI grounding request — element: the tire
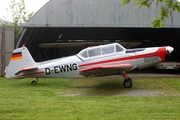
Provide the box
[123,80,132,88]
[31,80,37,85]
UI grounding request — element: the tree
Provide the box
[120,0,180,28]
[0,19,12,27]
[4,0,34,44]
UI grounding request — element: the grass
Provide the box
[0,76,180,120]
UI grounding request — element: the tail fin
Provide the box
[5,46,38,78]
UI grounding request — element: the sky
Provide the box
[0,0,49,21]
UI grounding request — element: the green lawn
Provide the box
[0,76,180,120]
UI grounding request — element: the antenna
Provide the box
[56,33,63,43]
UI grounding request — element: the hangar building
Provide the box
[17,0,180,62]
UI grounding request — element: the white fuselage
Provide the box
[24,47,165,78]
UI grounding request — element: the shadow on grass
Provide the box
[70,81,123,89]
[63,78,136,96]
[63,76,169,96]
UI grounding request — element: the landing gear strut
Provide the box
[31,78,39,85]
[122,72,132,88]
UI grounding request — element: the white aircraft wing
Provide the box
[79,64,133,77]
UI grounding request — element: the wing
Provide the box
[79,64,133,77]
[15,66,38,75]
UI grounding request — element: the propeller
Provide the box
[166,46,174,56]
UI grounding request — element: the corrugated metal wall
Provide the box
[0,28,14,77]
[23,0,180,28]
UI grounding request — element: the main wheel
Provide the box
[31,80,37,85]
[123,80,132,88]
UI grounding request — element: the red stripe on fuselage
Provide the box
[79,47,166,67]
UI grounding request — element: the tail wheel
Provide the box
[31,80,37,85]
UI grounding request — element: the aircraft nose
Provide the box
[166,46,174,55]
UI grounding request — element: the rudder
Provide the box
[5,46,37,78]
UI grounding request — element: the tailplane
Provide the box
[5,46,38,78]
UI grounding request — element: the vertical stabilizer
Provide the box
[5,46,37,78]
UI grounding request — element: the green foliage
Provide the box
[136,0,149,8]
[173,1,180,12]
[159,6,169,20]
[0,22,12,27]
[151,17,163,28]
[9,0,34,24]
[0,0,34,44]
[120,0,180,28]
[120,0,131,5]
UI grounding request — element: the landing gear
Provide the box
[122,72,133,88]
[31,78,39,85]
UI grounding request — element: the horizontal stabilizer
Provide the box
[15,66,38,75]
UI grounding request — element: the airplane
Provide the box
[5,43,174,88]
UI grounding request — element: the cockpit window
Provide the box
[78,49,88,58]
[116,44,124,52]
[88,47,101,57]
[102,45,114,54]
[78,43,125,58]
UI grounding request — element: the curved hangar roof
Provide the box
[20,0,180,28]
[17,0,180,62]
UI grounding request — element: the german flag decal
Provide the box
[10,52,22,61]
